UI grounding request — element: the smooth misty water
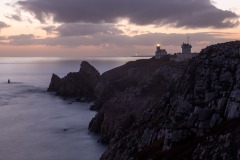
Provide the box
[0,57,148,160]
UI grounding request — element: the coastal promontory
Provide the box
[48,41,240,160]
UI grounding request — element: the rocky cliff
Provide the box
[48,61,100,100]
[99,41,240,160]
[47,41,240,159]
[89,56,187,143]
[91,56,186,110]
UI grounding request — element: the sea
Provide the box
[0,57,149,160]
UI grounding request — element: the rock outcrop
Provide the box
[97,41,240,159]
[48,61,100,100]
[48,73,61,91]
[89,57,187,143]
[91,56,186,110]
[47,41,240,159]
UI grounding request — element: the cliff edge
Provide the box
[47,41,240,160]
[89,56,187,143]
[100,41,240,160]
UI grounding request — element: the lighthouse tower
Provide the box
[155,43,167,59]
[181,36,192,54]
[156,43,161,52]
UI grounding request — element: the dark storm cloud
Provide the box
[0,21,10,30]
[56,23,123,36]
[17,0,239,28]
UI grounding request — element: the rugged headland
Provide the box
[48,41,240,160]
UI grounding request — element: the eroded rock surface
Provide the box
[98,41,240,160]
[89,57,186,144]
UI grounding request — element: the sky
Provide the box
[0,0,239,57]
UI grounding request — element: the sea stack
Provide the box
[47,61,100,100]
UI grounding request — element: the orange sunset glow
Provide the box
[0,0,240,57]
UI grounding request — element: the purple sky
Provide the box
[0,0,239,57]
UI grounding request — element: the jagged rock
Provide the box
[79,61,100,88]
[47,61,100,99]
[47,73,61,92]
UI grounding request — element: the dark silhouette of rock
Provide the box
[89,56,187,143]
[47,41,240,159]
[47,61,100,100]
[91,56,186,110]
[98,41,240,160]
[48,74,61,92]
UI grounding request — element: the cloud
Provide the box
[56,23,123,36]
[8,34,37,45]
[0,36,8,43]
[3,32,231,52]
[41,26,56,35]
[0,21,10,30]
[17,0,239,28]
[5,14,22,21]
[0,36,7,40]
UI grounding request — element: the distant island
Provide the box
[48,41,240,160]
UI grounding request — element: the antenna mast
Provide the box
[187,35,190,44]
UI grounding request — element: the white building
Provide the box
[155,43,168,59]
[173,42,198,62]
[182,43,192,54]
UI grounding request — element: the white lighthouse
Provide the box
[155,43,167,59]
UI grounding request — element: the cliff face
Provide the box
[99,41,240,160]
[47,41,240,159]
[48,61,100,100]
[89,57,187,143]
[91,57,186,110]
